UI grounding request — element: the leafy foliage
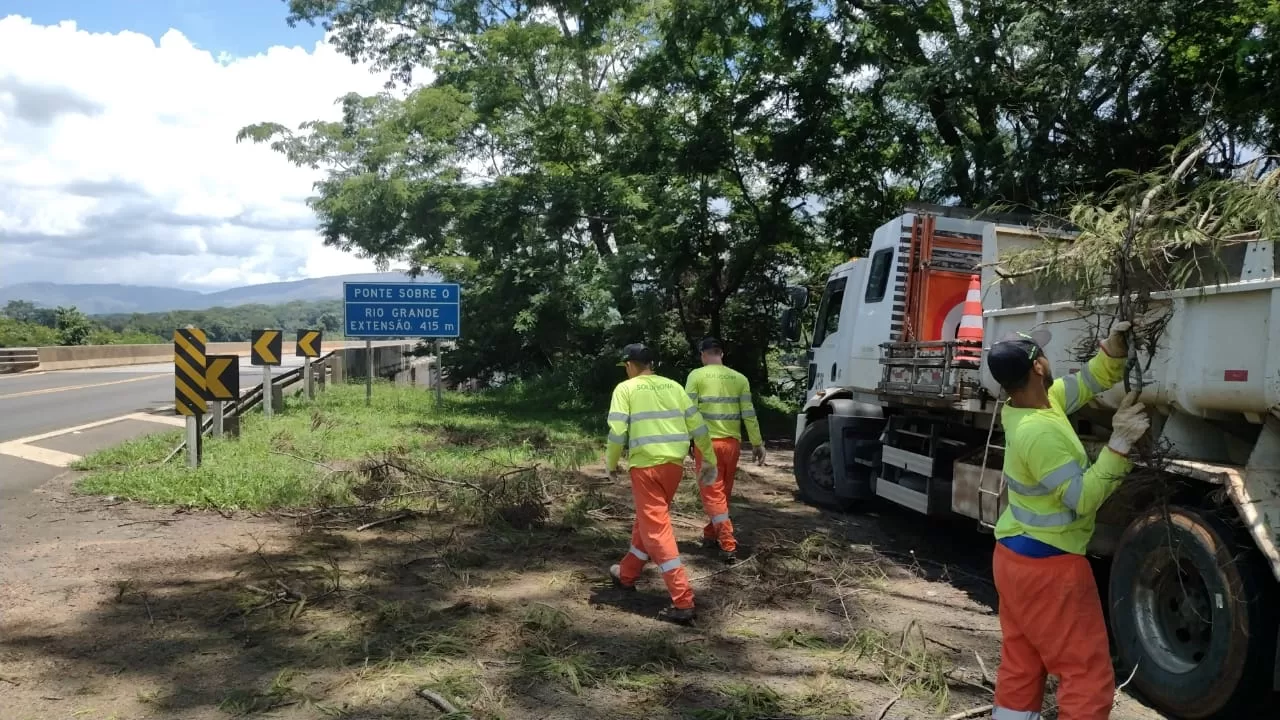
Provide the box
[238,0,1280,396]
[93,300,347,343]
[0,299,344,347]
[996,135,1280,382]
[54,306,94,346]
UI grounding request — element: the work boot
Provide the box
[608,564,635,591]
[720,548,739,564]
[658,605,696,625]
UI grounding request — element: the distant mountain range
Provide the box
[0,272,441,315]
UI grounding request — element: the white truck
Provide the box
[782,204,1280,719]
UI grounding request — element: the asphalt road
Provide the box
[0,357,307,496]
[0,356,305,442]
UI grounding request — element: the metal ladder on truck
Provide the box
[975,399,1006,529]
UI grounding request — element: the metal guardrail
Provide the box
[164,351,337,463]
[207,352,325,429]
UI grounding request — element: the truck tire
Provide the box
[794,419,854,510]
[1108,505,1277,718]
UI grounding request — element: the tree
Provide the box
[3,300,38,323]
[3,300,56,327]
[239,0,1280,395]
[54,306,93,346]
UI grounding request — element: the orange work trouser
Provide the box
[992,543,1114,719]
[616,463,694,609]
[693,438,739,552]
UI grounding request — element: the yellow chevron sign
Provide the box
[251,329,282,366]
[205,355,240,401]
[296,329,322,358]
[174,327,207,416]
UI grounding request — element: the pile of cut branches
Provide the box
[995,133,1280,384]
[992,132,1280,476]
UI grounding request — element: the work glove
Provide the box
[1102,320,1132,358]
[1107,390,1150,457]
[752,445,767,465]
[698,463,718,487]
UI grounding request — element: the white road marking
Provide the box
[0,442,81,467]
[0,411,187,467]
[0,373,168,400]
[130,412,185,428]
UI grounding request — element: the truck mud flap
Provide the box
[828,414,880,500]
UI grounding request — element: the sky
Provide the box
[0,2,389,292]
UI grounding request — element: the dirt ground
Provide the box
[0,448,1165,720]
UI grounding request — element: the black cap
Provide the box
[618,343,655,366]
[986,328,1052,388]
[698,337,723,353]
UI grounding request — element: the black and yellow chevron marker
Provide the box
[174,327,208,416]
[251,329,282,366]
[205,354,240,401]
[296,329,322,358]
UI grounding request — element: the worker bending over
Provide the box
[605,343,717,624]
[986,322,1149,720]
[685,337,765,562]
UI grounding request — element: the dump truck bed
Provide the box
[979,228,1280,419]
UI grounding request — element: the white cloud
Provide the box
[0,15,390,291]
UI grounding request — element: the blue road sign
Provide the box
[343,282,461,338]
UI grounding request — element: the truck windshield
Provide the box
[812,277,847,347]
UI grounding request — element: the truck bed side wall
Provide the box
[980,231,1280,584]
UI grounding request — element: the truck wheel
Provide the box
[794,419,853,510]
[1108,505,1277,718]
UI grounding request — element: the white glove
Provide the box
[752,445,766,465]
[698,463,718,487]
[1102,320,1132,358]
[1108,390,1149,456]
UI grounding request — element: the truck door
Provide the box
[808,274,849,397]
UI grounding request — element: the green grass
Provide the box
[75,382,603,510]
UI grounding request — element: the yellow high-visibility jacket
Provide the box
[994,348,1132,555]
[606,373,716,470]
[685,365,763,446]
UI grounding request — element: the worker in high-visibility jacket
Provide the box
[685,337,765,562]
[606,343,717,624]
[986,322,1150,720]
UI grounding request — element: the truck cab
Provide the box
[800,208,989,431]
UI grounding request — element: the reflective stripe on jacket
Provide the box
[993,348,1132,555]
[606,374,716,470]
[684,365,763,446]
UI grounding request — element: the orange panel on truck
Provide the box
[903,216,983,342]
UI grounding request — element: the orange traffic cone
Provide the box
[954,275,983,366]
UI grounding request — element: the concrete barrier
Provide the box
[23,340,401,372]
[337,344,417,381]
[0,347,40,374]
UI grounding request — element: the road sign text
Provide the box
[343,282,461,339]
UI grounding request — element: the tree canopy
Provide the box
[240,0,1280,396]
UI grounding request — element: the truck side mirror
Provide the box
[787,285,809,310]
[781,308,801,344]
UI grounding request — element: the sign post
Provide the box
[296,330,322,400]
[343,282,461,405]
[251,329,283,417]
[174,327,208,468]
[434,339,443,404]
[365,339,373,406]
[205,355,240,437]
